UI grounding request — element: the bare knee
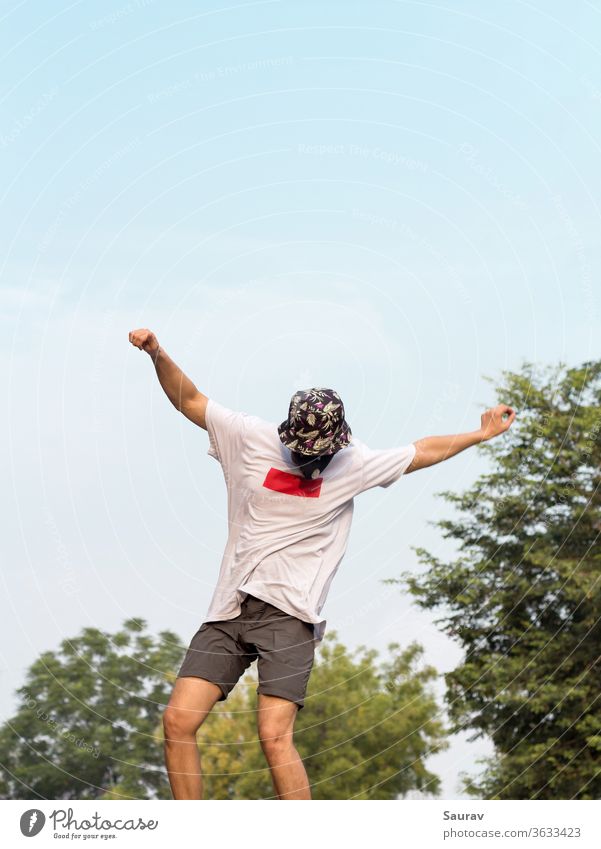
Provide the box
[163,677,221,742]
[259,725,295,760]
[163,706,202,742]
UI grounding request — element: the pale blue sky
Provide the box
[1,0,599,799]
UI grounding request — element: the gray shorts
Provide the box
[177,594,315,709]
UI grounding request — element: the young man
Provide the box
[128,327,516,800]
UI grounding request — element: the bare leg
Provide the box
[257,693,311,800]
[163,676,222,799]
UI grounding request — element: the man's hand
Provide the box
[406,404,517,473]
[129,328,159,358]
[478,404,516,442]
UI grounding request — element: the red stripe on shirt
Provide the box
[262,468,322,497]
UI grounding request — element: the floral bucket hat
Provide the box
[277,387,352,457]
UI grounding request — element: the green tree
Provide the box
[390,360,601,799]
[188,633,448,799]
[0,618,184,800]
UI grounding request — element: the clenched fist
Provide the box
[129,328,159,357]
[479,404,516,441]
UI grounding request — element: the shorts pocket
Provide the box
[272,617,314,661]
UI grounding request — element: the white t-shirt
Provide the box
[203,398,416,643]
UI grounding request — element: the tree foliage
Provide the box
[391,360,601,799]
[0,618,184,799]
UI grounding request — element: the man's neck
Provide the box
[294,453,333,480]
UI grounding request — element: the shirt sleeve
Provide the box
[205,398,250,471]
[359,441,417,491]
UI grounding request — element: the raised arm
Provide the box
[128,328,208,429]
[405,404,516,473]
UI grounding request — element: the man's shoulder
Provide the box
[206,398,272,429]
